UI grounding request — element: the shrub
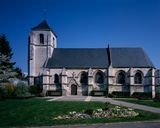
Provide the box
[84,109,94,116]
[111,91,130,98]
[0,87,5,99]
[132,92,152,99]
[107,93,113,98]
[91,90,107,96]
[14,82,31,97]
[29,85,39,95]
[5,83,15,97]
[47,90,62,96]
[154,93,160,102]
[103,102,111,110]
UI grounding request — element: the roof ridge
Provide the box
[55,48,107,49]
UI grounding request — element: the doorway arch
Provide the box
[71,84,77,95]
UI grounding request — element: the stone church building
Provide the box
[28,20,157,98]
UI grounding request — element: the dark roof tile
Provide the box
[110,48,154,68]
[46,48,109,68]
[32,20,51,31]
[45,48,154,69]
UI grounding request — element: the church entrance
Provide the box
[71,84,77,95]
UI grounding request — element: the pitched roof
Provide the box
[110,48,154,68]
[31,20,57,37]
[46,48,109,68]
[45,48,154,69]
[32,20,51,31]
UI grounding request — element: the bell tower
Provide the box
[28,20,57,85]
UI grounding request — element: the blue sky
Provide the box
[0,0,160,72]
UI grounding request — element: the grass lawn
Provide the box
[114,98,160,108]
[1,98,160,127]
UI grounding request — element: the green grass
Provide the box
[115,98,160,108]
[0,98,160,127]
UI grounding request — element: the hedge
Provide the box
[46,90,62,96]
[109,91,130,98]
[132,92,152,99]
[91,90,107,96]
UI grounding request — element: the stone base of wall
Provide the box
[108,85,130,94]
[108,84,153,96]
[130,85,152,95]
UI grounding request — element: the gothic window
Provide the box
[117,71,125,84]
[95,71,104,84]
[54,74,59,84]
[134,71,143,84]
[80,72,88,84]
[39,34,44,44]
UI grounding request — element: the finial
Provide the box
[43,9,47,20]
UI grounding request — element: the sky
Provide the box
[0,0,160,73]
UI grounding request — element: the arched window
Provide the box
[95,71,104,84]
[80,72,88,84]
[54,74,59,84]
[39,34,44,44]
[134,72,143,84]
[117,71,125,84]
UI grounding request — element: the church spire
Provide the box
[31,20,51,31]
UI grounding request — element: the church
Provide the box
[28,20,157,98]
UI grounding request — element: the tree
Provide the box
[14,67,26,80]
[0,34,13,59]
[0,54,16,82]
[0,34,15,69]
[0,34,16,82]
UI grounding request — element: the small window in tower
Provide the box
[53,37,55,47]
[39,34,44,44]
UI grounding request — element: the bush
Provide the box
[132,92,152,99]
[84,109,94,116]
[107,93,113,98]
[29,85,39,95]
[0,87,5,99]
[46,90,62,96]
[91,90,107,96]
[14,82,31,97]
[5,83,16,97]
[103,102,111,110]
[111,91,130,98]
[29,85,43,96]
[154,93,160,102]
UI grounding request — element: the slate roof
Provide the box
[46,47,154,69]
[46,48,109,68]
[110,48,154,68]
[31,20,57,37]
